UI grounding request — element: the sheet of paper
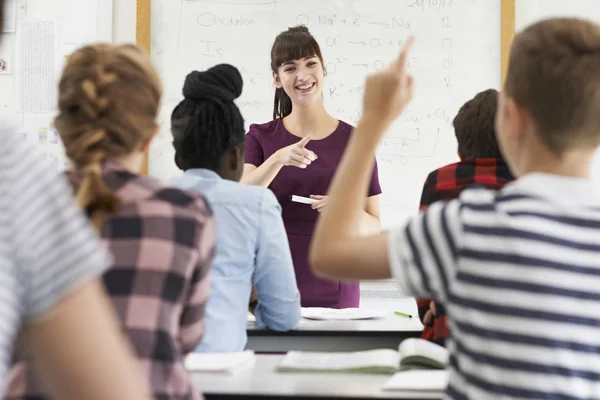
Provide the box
[23,114,69,172]
[278,349,399,372]
[301,307,386,320]
[383,370,449,391]
[0,53,11,74]
[1,0,16,33]
[185,350,255,373]
[61,0,98,43]
[16,19,57,113]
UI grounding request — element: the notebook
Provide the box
[398,338,449,370]
[276,338,449,375]
[300,307,386,320]
[383,370,449,391]
[185,350,255,373]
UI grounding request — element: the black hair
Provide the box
[271,25,324,120]
[0,0,4,33]
[171,64,245,171]
[453,88,502,160]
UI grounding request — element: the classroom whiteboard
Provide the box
[149,0,501,229]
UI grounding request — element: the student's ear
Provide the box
[138,124,159,153]
[229,147,243,171]
[174,153,184,171]
[273,71,282,89]
[504,96,531,143]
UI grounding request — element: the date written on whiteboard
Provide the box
[408,0,455,10]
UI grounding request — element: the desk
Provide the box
[192,354,443,400]
[246,312,423,353]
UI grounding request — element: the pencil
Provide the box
[394,311,413,318]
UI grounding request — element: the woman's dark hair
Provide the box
[171,64,245,171]
[271,25,324,119]
[0,0,4,33]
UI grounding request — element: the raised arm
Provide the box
[309,38,415,281]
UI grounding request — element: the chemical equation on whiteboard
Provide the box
[298,13,413,30]
[376,128,441,166]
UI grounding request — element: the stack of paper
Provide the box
[383,370,449,391]
[277,349,400,374]
[301,307,386,320]
[185,350,255,373]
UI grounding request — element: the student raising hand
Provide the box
[309,38,415,280]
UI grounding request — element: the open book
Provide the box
[398,338,449,370]
[276,338,448,374]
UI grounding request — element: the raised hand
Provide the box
[361,37,415,139]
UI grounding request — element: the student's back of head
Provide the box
[7,43,214,400]
[171,64,246,181]
[499,18,600,175]
[454,88,501,161]
[169,65,300,352]
[55,43,162,227]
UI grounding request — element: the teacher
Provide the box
[242,26,381,308]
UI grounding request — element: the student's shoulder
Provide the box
[457,182,500,207]
[217,180,279,211]
[134,174,213,222]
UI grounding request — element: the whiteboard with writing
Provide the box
[149,0,501,229]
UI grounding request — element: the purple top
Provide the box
[244,119,382,308]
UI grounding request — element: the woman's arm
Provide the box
[241,159,284,187]
[241,136,316,187]
[23,280,150,400]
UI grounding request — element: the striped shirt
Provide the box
[0,132,109,397]
[389,173,600,399]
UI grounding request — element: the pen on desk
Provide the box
[394,311,413,319]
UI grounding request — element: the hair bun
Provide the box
[288,25,310,34]
[182,64,243,102]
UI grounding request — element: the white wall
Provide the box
[112,0,136,43]
[515,0,600,183]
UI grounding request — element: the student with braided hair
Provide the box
[170,64,300,353]
[0,1,150,399]
[7,43,214,400]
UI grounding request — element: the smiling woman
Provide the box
[240,25,382,309]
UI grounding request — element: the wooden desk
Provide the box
[246,312,423,353]
[192,354,443,400]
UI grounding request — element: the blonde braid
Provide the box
[56,43,161,229]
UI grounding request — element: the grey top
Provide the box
[0,132,109,396]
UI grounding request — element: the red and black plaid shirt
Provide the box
[7,162,215,400]
[417,158,514,346]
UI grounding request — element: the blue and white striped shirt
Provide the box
[389,173,600,400]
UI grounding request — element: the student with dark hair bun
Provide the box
[242,26,382,309]
[171,64,300,352]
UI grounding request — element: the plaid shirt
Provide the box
[6,161,214,400]
[417,158,513,346]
